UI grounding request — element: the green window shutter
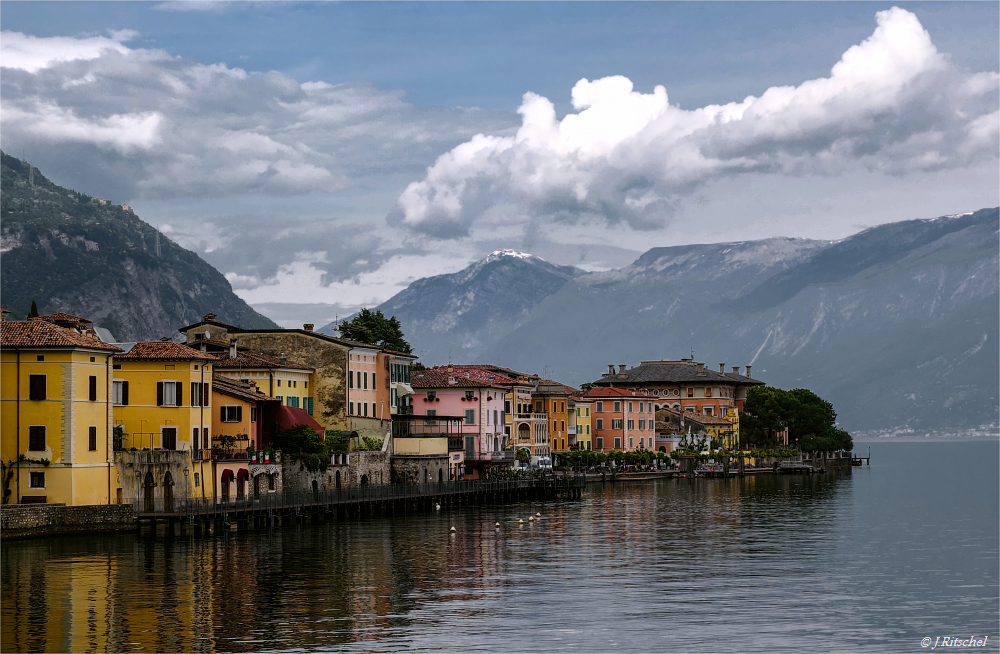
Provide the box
[307,397,313,415]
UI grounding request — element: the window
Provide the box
[349,370,354,389]
[203,428,209,450]
[276,395,283,403]
[648,437,654,448]
[28,375,46,401]
[639,419,646,430]
[194,473,200,487]
[614,401,621,412]
[596,437,604,450]
[28,426,45,451]
[268,475,275,490]
[586,407,590,416]
[587,425,591,434]
[357,371,362,389]
[190,382,209,407]
[614,437,622,449]
[612,419,623,430]
[596,418,604,430]
[112,380,129,405]
[629,437,634,448]
[349,402,354,415]
[561,401,565,412]
[465,409,475,425]
[157,381,181,406]
[162,427,177,450]
[561,420,565,431]
[465,390,475,400]
[363,372,368,390]
[504,400,511,413]
[372,374,375,388]
[705,387,713,397]
[250,406,258,422]
[704,406,714,416]
[427,391,436,401]
[304,381,308,389]
[363,402,368,417]
[89,376,98,401]
[289,396,299,408]
[687,388,694,398]
[426,409,437,425]
[292,381,296,388]
[494,410,498,425]
[277,379,281,387]
[628,401,633,412]
[627,420,635,430]
[596,401,603,412]
[221,405,243,422]
[89,426,97,451]
[36,355,44,362]
[29,471,44,488]
[535,400,542,412]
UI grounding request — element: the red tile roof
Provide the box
[212,374,280,403]
[1,320,121,352]
[213,350,312,371]
[117,341,218,361]
[35,312,92,324]
[581,387,658,400]
[411,366,520,389]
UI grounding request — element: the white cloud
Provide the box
[0,31,517,200]
[397,7,999,236]
[0,30,135,73]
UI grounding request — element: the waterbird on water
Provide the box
[536,512,541,517]
[449,526,456,532]
[528,516,534,521]
[495,522,500,528]
[518,519,524,524]
[436,503,441,510]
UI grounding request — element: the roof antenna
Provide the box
[690,347,695,360]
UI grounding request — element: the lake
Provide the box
[2,441,997,653]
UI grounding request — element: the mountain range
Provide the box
[340,209,999,437]
[0,152,278,340]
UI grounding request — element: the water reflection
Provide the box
[3,443,998,653]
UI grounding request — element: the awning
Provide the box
[236,468,249,481]
[394,382,414,396]
[220,468,234,481]
[275,404,325,435]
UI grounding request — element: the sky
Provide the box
[2,1,997,328]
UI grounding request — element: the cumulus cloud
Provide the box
[0,31,516,200]
[396,7,999,236]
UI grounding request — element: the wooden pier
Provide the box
[132,477,584,537]
[852,447,871,466]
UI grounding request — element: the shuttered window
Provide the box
[89,426,97,451]
[113,381,129,405]
[28,375,46,401]
[89,376,98,401]
[157,382,182,406]
[306,397,313,415]
[28,426,46,451]
[221,405,242,422]
[162,427,177,450]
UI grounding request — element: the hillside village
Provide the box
[1,309,770,509]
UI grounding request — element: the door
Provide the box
[162,427,177,451]
[143,472,155,513]
[465,436,475,459]
[163,471,174,512]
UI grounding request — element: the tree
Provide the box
[26,300,38,320]
[338,308,412,353]
[741,385,852,452]
[273,425,328,458]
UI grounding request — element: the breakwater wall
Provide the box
[1,503,136,540]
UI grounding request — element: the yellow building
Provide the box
[113,340,218,506]
[1,319,121,505]
[573,397,593,451]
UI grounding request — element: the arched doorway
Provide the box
[311,479,318,493]
[360,474,369,487]
[236,469,248,499]
[518,423,530,442]
[658,446,667,453]
[335,470,341,489]
[438,468,443,483]
[163,471,174,513]
[143,472,155,513]
[220,470,233,502]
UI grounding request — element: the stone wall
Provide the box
[350,451,389,487]
[390,455,450,485]
[114,450,196,505]
[1,503,135,539]
[281,458,349,493]
[230,331,349,432]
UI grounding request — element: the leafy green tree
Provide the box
[741,385,852,452]
[338,308,412,353]
[273,425,329,458]
[360,436,384,451]
[515,448,531,464]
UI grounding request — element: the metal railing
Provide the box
[128,477,583,516]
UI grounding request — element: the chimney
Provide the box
[280,352,287,365]
[732,366,741,375]
[229,338,237,359]
[745,365,752,378]
[464,371,470,379]
[303,323,314,332]
[719,363,725,373]
[618,364,626,374]
[204,313,216,322]
[448,363,454,373]
[608,364,615,375]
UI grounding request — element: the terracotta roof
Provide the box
[411,366,519,389]
[592,360,763,386]
[1,320,121,352]
[213,349,313,371]
[212,374,280,403]
[35,312,92,324]
[1,308,11,314]
[457,364,538,380]
[116,341,218,361]
[581,387,658,400]
[534,379,580,395]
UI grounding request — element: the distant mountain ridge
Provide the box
[0,152,278,340]
[318,249,583,357]
[358,210,999,437]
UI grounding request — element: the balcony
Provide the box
[567,426,577,435]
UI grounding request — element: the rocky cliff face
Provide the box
[0,152,278,339]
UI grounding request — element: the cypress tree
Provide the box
[26,300,39,320]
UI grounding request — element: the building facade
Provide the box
[583,387,657,453]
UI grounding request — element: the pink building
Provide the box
[410,364,518,479]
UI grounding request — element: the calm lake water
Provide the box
[2,441,997,653]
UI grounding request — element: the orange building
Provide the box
[582,387,657,452]
[531,379,578,455]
